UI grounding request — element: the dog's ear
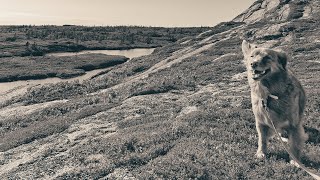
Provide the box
[241,40,253,56]
[276,50,288,70]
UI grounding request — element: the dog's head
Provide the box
[242,40,287,81]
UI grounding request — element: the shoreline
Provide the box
[41,45,160,57]
[0,53,129,83]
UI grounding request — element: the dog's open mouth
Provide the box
[252,69,271,80]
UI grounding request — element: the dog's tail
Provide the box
[301,125,309,143]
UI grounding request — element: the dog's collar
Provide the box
[269,94,278,99]
[261,94,278,109]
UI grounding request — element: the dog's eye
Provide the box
[250,55,254,58]
[261,56,271,64]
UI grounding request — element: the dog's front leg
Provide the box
[256,122,269,158]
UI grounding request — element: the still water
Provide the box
[46,48,155,59]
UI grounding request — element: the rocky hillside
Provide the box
[0,0,319,179]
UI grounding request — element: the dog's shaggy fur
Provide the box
[242,40,308,164]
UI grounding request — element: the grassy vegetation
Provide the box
[0,25,210,57]
[1,20,319,178]
[0,25,210,82]
[0,1,320,179]
[0,54,128,82]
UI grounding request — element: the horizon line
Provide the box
[0,24,220,28]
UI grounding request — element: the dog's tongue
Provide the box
[252,70,266,80]
[252,74,260,79]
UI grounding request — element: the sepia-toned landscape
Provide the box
[0,0,320,179]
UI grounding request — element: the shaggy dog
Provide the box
[241,40,308,165]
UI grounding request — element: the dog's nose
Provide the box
[251,62,258,68]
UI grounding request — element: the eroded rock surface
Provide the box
[0,0,320,179]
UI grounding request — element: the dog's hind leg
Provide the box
[256,123,270,158]
[288,124,307,164]
[288,94,308,165]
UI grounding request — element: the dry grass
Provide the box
[0,3,320,178]
[0,54,128,82]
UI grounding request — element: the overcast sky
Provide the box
[0,0,255,27]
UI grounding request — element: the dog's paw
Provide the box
[290,160,301,168]
[277,133,288,142]
[255,151,266,159]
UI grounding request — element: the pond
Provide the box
[0,48,155,94]
[46,48,155,59]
